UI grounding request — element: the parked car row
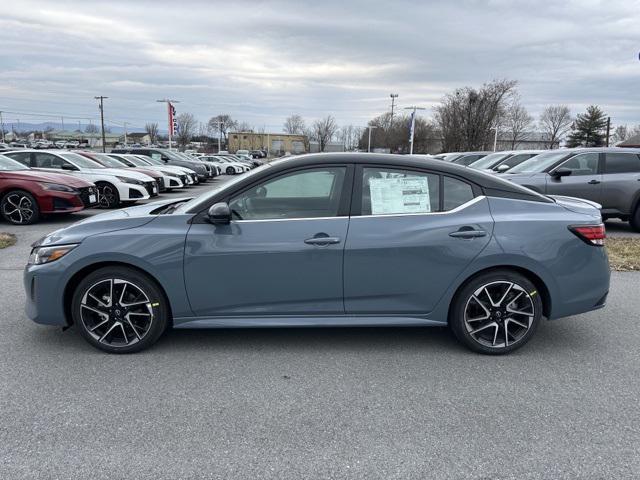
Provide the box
[0,148,258,225]
[429,147,640,231]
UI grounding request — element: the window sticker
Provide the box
[369,176,431,214]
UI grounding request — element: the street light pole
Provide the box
[94,96,108,152]
[367,126,378,152]
[0,111,5,143]
[492,126,499,152]
[404,106,426,155]
[390,93,398,122]
[123,121,129,147]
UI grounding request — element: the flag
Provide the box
[168,103,178,135]
[408,110,415,144]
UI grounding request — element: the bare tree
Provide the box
[538,105,572,149]
[236,121,253,132]
[358,113,437,154]
[434,79,517,152]
[145,122,159,145]
[85,123,98,134]
[207,114,237,144]
[283,114,306,134]
[504,100,533,149]
[310,115,338,152]
[176,113,197,148]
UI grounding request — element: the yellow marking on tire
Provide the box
[151,302,160,307]
[530,290,538,296]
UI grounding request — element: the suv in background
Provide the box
[503,147,640,230]
[112,148,211,181]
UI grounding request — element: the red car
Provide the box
[77,151,166,193]
[0,154,98,225]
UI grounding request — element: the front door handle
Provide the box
[449,229,486,239]
[588,179,600,185]
[304,236,341,246]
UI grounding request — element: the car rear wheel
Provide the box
[630,205,640,232]
[449,270,542,354]
[96,182,120,209]
[71,266,169,353]
[0,190,40,225]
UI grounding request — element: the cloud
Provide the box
[1,0,639,130]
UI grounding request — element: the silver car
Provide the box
[502,147,640,231]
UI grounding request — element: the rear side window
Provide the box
[361,168,439,215]
[604,153,640,174]
[443,177,474,210]
[5,151,31,166]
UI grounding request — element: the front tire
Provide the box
[71,267,169,353]
[449,270,543,355]
[96,182,120,209]
[0,190,40,225]
[226,167,235,175]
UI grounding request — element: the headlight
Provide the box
[28,244,78,265]
[115,176,144,185]
[39,183,77,193]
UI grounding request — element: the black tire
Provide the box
[449,269,543,355]
[0,190,40,225]
[71,266,169,354]
[226,166,235,175]
[630,205,640,232]
[96,182,120,209]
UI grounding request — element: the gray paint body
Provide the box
[24,154,610,330]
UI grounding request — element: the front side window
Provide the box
[229,167,346,220]
[34,153,65,169]
[361,168,439,215]
[604,153,640,174]
[557,153,599,176]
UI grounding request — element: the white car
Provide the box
[127,154,200,185]
[4,150,158,208]
[200,155,247,175]
[104,153,188,190]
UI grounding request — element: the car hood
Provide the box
[86,168,154,181]
[1,170,94,187]
[34,197,192,247]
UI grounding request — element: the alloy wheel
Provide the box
[80,278,154,348]
[2,193,34,224]
[98,185,117,208]
[464,281,535,349]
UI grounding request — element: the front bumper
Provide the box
[24,262,69,326]
[117,183,150,201]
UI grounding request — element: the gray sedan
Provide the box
[24,154,609,354]
[502,148,640,231]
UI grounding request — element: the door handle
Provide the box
[588,179,600,185]
[304,236,341,246]
[449,229,486,239]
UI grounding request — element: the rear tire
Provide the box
[630,205,640,232]
[0,190,40,225]
[71,266,169,354]
[449,270,543,355]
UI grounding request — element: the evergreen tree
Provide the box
[565,105,608,147]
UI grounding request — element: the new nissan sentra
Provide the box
[24,154,610,354]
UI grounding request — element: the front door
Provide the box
[184,165,352,317]
[545,152,602,204]
[344,166,493,315]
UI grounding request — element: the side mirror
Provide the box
[61,163,77,171]
[495,164,510,173]
[207,202,231,224]
[550,167,572,178]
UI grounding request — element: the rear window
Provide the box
[443,177,474,210]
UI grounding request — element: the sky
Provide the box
[1,0,639,133]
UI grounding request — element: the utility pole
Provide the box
[0,111,5,143]
[94,96,108,152]
[61,116,65,132]
[390,93,398,122]
[367,126,378,152]
[156,99,180,150]
[404,106,426,154]
[123,122,129,147]
[605,116,611,147]
[491,125,499,152]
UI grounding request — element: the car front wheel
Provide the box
[449,270,542,354]
[0,190,40,225]
[96,182,120,209]
[71,266,169,353]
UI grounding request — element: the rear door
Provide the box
[601,152,640,216]
[343,165,493,315]
[545,152,602,204]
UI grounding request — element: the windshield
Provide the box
[89,153,127,168]
[0,155,29,171]
[59,152,104,169]
[469,152,511,169]
[507,151,571,173]
[175,163,272,214]
[138,155,160,165]
[122,155,150,166]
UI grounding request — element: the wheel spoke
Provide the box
[504,322,509,347]
[125,316,142,340]
[506,306,533,316]
[81,304,109,317]
[88,293,108,308]
[99,322,119,343]
[496,283,513,307]
[89,317,110,332]
[483,287,497,307]
[470,322,497,336]
[507,317,529,329]
[119,323,128,344]
[492,324,499,346]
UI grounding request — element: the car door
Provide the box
[601,152,640,216]
[183,165,353,317]
[343,166,493,315]
[545,152,602,204]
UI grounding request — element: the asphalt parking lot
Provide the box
[1,180,640,479]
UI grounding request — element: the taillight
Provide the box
[569,224,606,246]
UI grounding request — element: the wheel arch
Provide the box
[63,261,173,327]
[447,265,552,321]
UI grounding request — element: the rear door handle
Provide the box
[588,179,600,185]
[304,236,341,246]
[449,229,486,239]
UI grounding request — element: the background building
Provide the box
[228,132,307,155]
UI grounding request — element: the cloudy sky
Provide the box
[1,0,639,132]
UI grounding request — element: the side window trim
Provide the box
[603,152,640,174]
